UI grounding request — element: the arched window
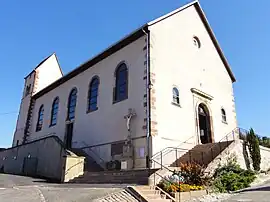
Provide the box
[114,63,128,102]
[221,108,227,123]
[88,77,99,112]
[50,97,59,126]
[67,88,77,120]
[172,87,180,105]
[36,105,44,132]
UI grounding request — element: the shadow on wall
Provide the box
[242,141,251,170]
[0,136,66,181]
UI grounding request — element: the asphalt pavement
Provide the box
[0,174,126,202]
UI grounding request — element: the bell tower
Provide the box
[12,53,63,146]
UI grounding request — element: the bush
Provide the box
[157,180,204,193]
[177,162,206,185]
[213,157,256,192]
[247,128,261,171]
[157,162,206,195]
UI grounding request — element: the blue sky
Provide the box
[0,0,269,147]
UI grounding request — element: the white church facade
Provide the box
[12,1,237,170]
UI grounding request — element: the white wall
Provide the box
[149,5,237,156]
[29,36,147,167]
[12,54,63,147]
[33,54,63,95]
[13,71,36,146]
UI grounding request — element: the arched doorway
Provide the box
[198,103,212,144]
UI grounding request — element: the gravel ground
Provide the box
[186,174,270,202]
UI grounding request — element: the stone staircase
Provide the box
[133,186,174,202]
[170,141,234,167]
[68,169,158,185]
[94,189,139,202]
[72,148,104,172]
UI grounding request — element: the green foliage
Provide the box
[178,162,206,185]
[213,155,256,192]
[157,162,207,194]
[247,128,261,171]
[258,136,270,148]
[157,179,204,193]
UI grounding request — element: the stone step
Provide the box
[145,194,163,200]
[170,141,234,167]
[95,190,139,202]
[69,169,157,185]
[147,199,171,202]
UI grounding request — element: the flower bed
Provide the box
[157,162,207,196]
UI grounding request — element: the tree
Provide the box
[246,128,261,171]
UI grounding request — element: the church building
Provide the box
[12,1,237,170]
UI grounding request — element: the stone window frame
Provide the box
[113,61,129,104]
[67,87,78,121]
[87,76,100,113]
[172,86,181,107]
[50,97,59,127]
[193,36,201,49]
[221,107,227,124]
[36,105,44,132]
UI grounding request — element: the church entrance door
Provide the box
[198,103,212,144]
[65,123,74,149]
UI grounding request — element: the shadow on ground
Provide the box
[234,185,270,193]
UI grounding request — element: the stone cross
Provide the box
[124,108,136,132]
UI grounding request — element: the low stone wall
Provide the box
[62,155,85,182]
[258,145,270,171]
[205,139,270,174]
[0,136,66,181]
[175,190,207,201]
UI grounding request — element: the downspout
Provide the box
[142,27,151,168]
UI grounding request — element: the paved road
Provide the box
[0,174,127,202]
[224,182,270,202]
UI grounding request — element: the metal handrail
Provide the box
[73,141,107,170]
[151,127,239,171]
[151,158,175,173]
[151,135,196,160]
[154,177,176,202]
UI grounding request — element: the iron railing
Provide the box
[72,141,107,170]
[149,128,241,201]
[151,128,239,170]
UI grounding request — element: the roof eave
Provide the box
[194,2,236,82]
[32,25,149,99]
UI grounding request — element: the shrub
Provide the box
[178,162,206,185]
[213,157,256,192]
[157,180,204,193]
[247,128,261,171]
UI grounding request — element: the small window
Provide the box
[193,36,201,48]
[88,77,99,112]
[113,63,128,103]
[67,88,77,120]
[50,97,59,126]
[172,87,180,105]
[221,108,227,123]
[36,105,44,132]
[25,84,31,96]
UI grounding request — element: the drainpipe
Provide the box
[142,27,151,168]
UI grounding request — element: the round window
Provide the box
[193,36,201,48]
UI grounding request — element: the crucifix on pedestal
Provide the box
[122,109,136,169]
[124,108,136,143]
